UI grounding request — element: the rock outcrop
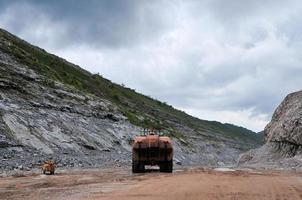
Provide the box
[239,91,302,170]
[0,28,262,174]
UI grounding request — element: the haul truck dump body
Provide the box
[132,131,173,173]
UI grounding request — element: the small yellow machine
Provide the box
[41,161,56,175]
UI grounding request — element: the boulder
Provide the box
[239,91,302,169]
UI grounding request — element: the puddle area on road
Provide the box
[213,168,236,172]
[173,169,185,173]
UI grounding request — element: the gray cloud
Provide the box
[0,0,302,131]
[0,0,177,48]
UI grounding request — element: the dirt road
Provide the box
[0,168,301,200]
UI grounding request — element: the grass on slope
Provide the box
[0,29,263,146]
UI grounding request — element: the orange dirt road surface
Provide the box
[0,168,301,200]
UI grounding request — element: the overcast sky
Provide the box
[1,0,302,132]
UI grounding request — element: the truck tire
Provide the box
[160,160,173,173]
[132,161,139,173]
[159,163,166,172]
[132,161,145,173]
[166,160,173,173]
[139,163,145,172]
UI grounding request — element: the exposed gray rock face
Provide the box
[239,91,302,170]
[0,50,138,172]
[265,91,302,146]
[0,47,257,174]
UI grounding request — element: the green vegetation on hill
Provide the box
[0,28,264,147]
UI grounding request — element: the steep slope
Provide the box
[0,28,262,172]
[239,91,302,170]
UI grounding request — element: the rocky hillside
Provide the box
[0,28,262,173]
[239,91,302,170]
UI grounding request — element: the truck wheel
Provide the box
[132,161,145,173]
[132,161,139,173]
[159,163,166,172]
[166,160,173,173]
[139,164,145,172]
[160,161,173,173]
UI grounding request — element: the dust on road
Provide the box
[0,168,301,200]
